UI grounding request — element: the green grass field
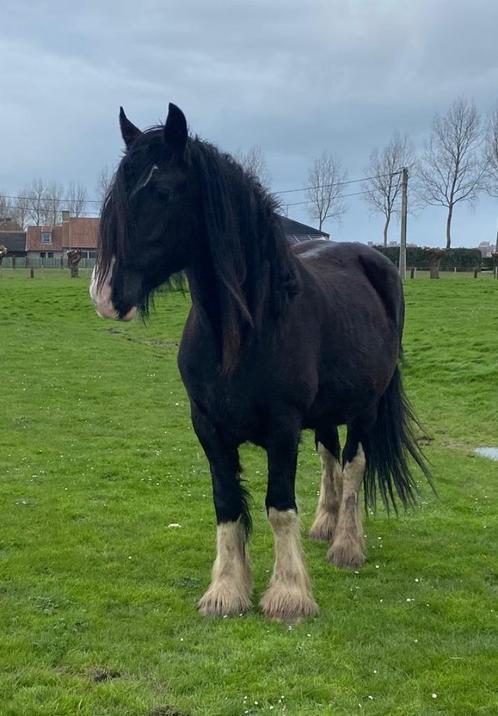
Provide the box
[1,268,497,716]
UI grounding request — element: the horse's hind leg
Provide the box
[260,417,319,621]
[192,410,252,617]
[328,423,366,568]
[309,426,343,541]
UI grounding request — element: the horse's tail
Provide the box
[362,365,433,512]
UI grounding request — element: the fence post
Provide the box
[410,267,415,279]
[30,268,34,279]
[399,167,408,280]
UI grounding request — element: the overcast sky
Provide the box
[1,0,497,247]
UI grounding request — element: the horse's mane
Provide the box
[187,137,299,371]
[98,161,128,287]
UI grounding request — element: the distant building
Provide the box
[26,213,99,262]
[0,218,27,257]
[278,215,330,244]
[477,241,494,257]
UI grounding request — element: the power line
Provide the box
[0,194,102,205]
[274,170,402,196]
[283,187,385,209]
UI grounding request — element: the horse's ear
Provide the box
[164,103,188,155]
[119,107,141,149]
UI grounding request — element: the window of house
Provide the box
[40,252,46,258]
[48,252,54,258]
[41,231,52,244]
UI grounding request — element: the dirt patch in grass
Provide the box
[92,668,122,682]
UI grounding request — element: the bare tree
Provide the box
[485,105,498,197]
[65,181,88,217]
[306,152,347,231]
[0,192,13,219]
[13,193,31,229]
[363,132,415,247]
[23,179,47,226]
[96,166,114,209]
[234,145,271,190]
[44,182,64,225]
[417,98,486,249]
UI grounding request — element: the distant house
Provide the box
[0,218,27,257]
[26,213,99,263]
[26,223,64,260]
[477,241,494,258]
[278,215,330,244]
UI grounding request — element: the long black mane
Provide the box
[187,138,299,371]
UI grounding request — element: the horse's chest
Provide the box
[190,376,263,441]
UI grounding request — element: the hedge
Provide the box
[373,246,482,270]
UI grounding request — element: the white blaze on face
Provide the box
[89,258,137,322]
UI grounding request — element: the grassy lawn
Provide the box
[0,267,497,715]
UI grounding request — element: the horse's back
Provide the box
[293,240,404,333]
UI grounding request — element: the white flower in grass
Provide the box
[432,693,438,699]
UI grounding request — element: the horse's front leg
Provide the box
[260,421,319,622]
[192,410,252,616]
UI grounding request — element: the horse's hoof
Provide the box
[327,539,365,569]
[197,581,252,617]
[260,584,319,623]
[309,511,337,541]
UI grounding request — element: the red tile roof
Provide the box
[63,217,99,249]
[26,225,64,251]
[26,217,99,251]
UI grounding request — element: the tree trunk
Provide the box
[426,249,445,279]
[383,214,391,247]
[446,204,453,250]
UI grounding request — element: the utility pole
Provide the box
[399,167,408,280]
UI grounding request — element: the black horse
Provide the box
[90,103,429,621]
